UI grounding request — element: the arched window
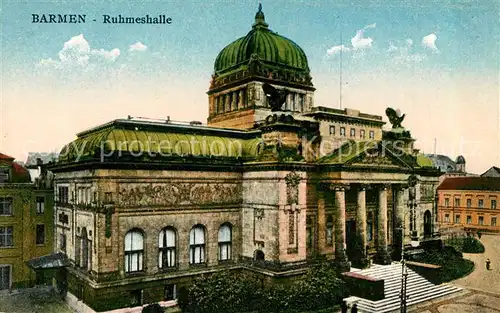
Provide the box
[189,225,206,265]
[254,250,265,261]
[218,223,232,261]
[158,227,176,269]
[124,229,144,272]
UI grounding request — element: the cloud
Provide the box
[351,23,376,50]
[129,41,147,52]
[421,33,439,52]
[326,45,350,55]
[387,38,426,65]
[326,23,376,56]
[91,48,120,61]
[38,34,121,68]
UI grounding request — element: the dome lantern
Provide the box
[253,3,268,29]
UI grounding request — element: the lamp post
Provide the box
[400,174,420,313]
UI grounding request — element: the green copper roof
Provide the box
[214,4,310,75]
[416,154,434,167]
[57,121,262,164]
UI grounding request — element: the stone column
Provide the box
[232,92,237,111]
[334,185,350,272]
[393,186,406,260]
[317,188,326,255]
[355,185,368,265]
[375,184,391,264]
[238,90,244,109]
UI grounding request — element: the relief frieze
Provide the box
[117,182,242,207]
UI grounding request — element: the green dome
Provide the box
[214,4,309,75]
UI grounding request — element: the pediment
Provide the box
[347,146,413,169]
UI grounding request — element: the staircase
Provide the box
[343,263,462,313]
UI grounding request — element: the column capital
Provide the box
[377,183,391,190]
[357,183,370,191]
[393,183,407,191]
[318,182,350,192]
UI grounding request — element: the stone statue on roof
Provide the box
[385,107,405,129]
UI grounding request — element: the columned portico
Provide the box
[375,184,391,264]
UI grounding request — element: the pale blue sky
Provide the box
[1,0,499,173]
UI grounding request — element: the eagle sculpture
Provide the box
[262,83,288,111]
[385,107,405,129]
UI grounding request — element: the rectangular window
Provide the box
[444,198,450,207]
[288,212,295,245]
[59,233,66,253]
[326,215,333,246]
[466,199,472,208]
[0,227,13,247]
[369,131,375,139]
[130,289,143,307]
[479,216,484,225]
[360,129,366,139]
[0,168,9,183]
[36,225,45,245]
[340,127,346,137]
[491,200,497,209]
[492,217,497,226]
[104,192,113,204]
[0,198,13,215]
[454,198,461,207]
[467,215,472,224]
[0,265,11,290]
[329,125,335,135]
[164,284,177,301]
[455,214,461,224]
[350,128,356,138]
[444,214,450,223]
[58,186,69,204]
[479,199,484,208]
[36,196,45,214]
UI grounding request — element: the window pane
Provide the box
[190,227,205,245]
[158,230,165,248]
[166,229,175,247]
[218,225,231,242]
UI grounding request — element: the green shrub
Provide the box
[142,303,164,313]
[178,264,346,313]
[409,247,475,282]
[462,237,485,253]
[446,236,485,254]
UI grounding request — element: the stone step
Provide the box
[354,285,462,313]
[344,263,462,313]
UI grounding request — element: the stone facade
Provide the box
[48,5,442,312]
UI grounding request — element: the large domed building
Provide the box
[207,4,315,129]
[48,5,442,312]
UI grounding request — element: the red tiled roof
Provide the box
[0,153,15,161]
[437,177,500,191]
[0,152,31,183]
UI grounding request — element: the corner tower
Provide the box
[207,4,315,129]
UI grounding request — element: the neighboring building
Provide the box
[437,177,500,233]
[481,166,500,177]
[25,152,58,182]
[48,6,441,312]
[0,153,54,290]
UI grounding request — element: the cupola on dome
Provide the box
[214,4,310,75]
